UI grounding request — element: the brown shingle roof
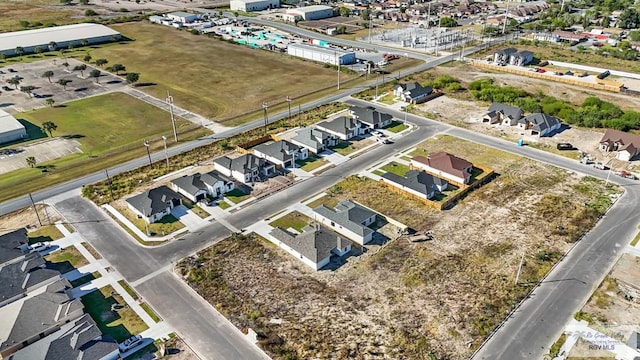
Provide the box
[413,152,472,179]
[600,129,640,153]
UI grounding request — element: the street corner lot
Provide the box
[184,134,623,359]
[0,58,126,112]
[0,137,81,175]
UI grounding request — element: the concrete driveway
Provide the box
[171,205,206,231]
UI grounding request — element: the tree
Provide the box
[80,39,89,47]
[57,78,72,90]
[67,43,74,50]
[618,8,639,29]
[90,69,101,83]
[95,58,108,68]
[339,7,350,17]
[15,46,24,58]
[42,121,58,137]
[108,63,126,75]
[361,9,370,20]
[85,9,97,16]
[42,70,54,83]
[79,0,89,4]
[126,72,139,85]
[630,30,640,41]
[20,85,36,98]
[439,17,458,27]
[34,46,43,56]
[19,20,30,28]
[45,98,55,107]
[48,41,57,51]
[8,76,22,89]
[73,64,87,77]
[62,61,69,70]
[83,54,92,62]
[26,156,36,168]
[337,25,347,34]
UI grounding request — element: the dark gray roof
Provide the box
[214,154,273,174]
[292,128,323,152]
[487,103,523,120]
[382,170,445,195]
[520,113,560,132]
[254,140,300,162]
[316,116,357,136]
[350,106,394,126]
[512,50,533,58]
[396,82,432,100]
[125,185,181,217]
[0,253,60,304]
[270,225,351,263]
[496,47,517,55]
[171,171,232,196]
[313,200,375,238]
[1,279,82,354]
[0,228,28,265]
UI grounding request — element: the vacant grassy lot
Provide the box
[0,92,210,203]
[81,285,148,342]
[269,212,313,233]
[0,1,82,33]
[28,225,64,244]
[89,22,352,122]
[45,246,88,274]
[182,136,621,359]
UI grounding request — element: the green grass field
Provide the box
[0,1,82,33]
[296,156,327,172]
[269,212,313,233]
[380,162,410,176]
[89,22,352,122]
[225,189,251,204]
[385,121,409,133]
[0,92,210,203]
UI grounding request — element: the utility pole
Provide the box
[28,193,42,227]
[162,135,169,168]
[143,139,153,168]
[166,90,178,142]
[262,102,269,134]
[514,252,525,285]
[41,202,51,224]
[336,52,341,90]
[502,0,510,36]
[427,2,431,29]
[298,104,302,127]
[286,96,292,123]
[368,17,373,43]
[105,169,115,202]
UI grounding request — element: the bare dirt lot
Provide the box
[0,204,61,234]
[181,135,621,359]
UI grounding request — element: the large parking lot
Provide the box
[0,137,81,174]
[0,58,126,113]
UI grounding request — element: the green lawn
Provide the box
[140,303,162,323]
[81,285,149,342]
[380,162,411,177]
[296,156,327,172]
[28,225,64,244]
[225,189,251,204]
[218,201,231,210]
[70,271,102,288]
[306,195,340,209]
[269,212,313,233]
[331,141,358,156]
[378,93,396,105]
[0,92,210,203]
[385,121,409,133]
[631,228,640,247]
[117,280,140,301]
[44,246,88,274]
[114,204,184,237]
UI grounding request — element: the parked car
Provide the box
[371,130,385,137]
[29,242,50,253]
[593,162,607,170]
[376,137,392,144]
[2,86,12,91]
[119,335,143,352]
[556,143,574,150]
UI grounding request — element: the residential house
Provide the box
[269,225,352,270]
[509,50,533,66]
[213,154,276,184]
[315,116,362,140]
[349,106,394,130]
[313,200,377,244]
[171,171,235,202]
[482,103,523,126]
[393,82,433,103]
[126,186,183,224]
[0,253,61,308]
[517,113,561,137]
[0,228,30,267]
[0,279,84,358]
[290,127,339,154]
[253,140,308,168]
[599,129,640,161]
[493,47,517,65]
[7,314,119,360]
[411,152,473,185]
[381,170,447,200]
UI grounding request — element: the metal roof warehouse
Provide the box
[0,23,121,56]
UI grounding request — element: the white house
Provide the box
[411,152,473,185]
[393,82,433,103]
[213,154,276,184]
[166,12,199,23]
[482,103,523,126]
[170,171,235,202]
[290,127,339,154]
[125,186,182,223]
[253,140,308,168]
[312,200,377,244]
[517,113,561,137]
[269,225,351,270]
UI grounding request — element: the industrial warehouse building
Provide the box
[285,5,335,21]
[0,110,27,145]
[287,43,355,65]
[230,0,279,12]
[0,23,121,57]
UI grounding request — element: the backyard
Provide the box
[268,211,313,233]
[182,135,621,359]
[81,285,149,343]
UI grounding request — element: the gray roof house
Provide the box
[509,50,534,66]
[393,82,433,103]
[493,47,517,65]
[381,170,448,200]
[125,186,182,224]
[313,200,377,244]
[315,116,362,140]
[349,106,394,129]
[269,225,352,270]
[517,113,561,137]
[0,253,61,308]
[253,140,308,168]
[7,314,119,360]
[213,154,276,184]
[0,279,84,358]
[290,127,338,154]
[0,228,29,267]
[171,171,235,202]
[483,103,523,126]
